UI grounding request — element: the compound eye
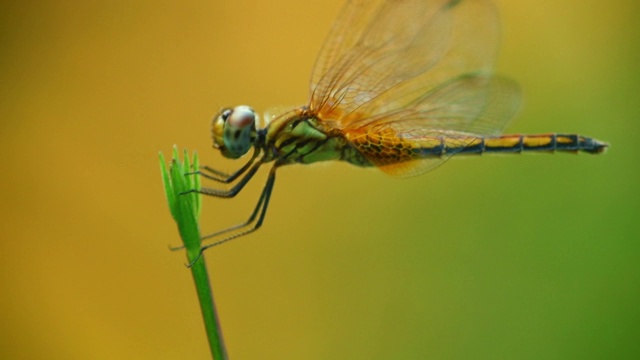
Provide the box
[221,108,232,121]
[219,105,257,159]
[227,106,255,129]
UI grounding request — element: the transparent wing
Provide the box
[353,74,521,135]
[347,74,521,177]
[309,0,506,128]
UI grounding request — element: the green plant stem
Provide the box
[188,254,227,360]
[160,147,228,360]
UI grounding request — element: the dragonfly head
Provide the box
[211,105,258,159]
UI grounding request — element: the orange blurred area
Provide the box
[1,0,639,359]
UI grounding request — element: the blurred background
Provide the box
[1,0,638,359]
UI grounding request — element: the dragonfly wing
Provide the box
[345,74,521,177]
[309,0,502,125]
[368,74,522,136]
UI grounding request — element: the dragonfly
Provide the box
[193,0,607,253]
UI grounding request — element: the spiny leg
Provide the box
[186,165,278,266]
[186,157,264,198]
[198,173,270,242]
[201,166,277,249]
[195,148,260,183]
[170,155,264,252]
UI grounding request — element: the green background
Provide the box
[1,0,638,359]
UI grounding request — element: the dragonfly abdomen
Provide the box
[349,131,607,171]
[448,134,609,155]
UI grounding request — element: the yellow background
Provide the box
[1,0,638,359]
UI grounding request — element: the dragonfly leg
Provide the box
[199,159,263,198]
[186,165,277,265]
[200,166,273,242]
[170,154,265,252]
[195,148,260,183]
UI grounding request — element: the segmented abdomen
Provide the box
[427,134,608,155]
[348,131,607,165]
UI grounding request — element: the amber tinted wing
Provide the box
[310,0,505,125]
[346,74,521,177]
[309,0,521,177]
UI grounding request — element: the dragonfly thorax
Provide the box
[212,105,258,159]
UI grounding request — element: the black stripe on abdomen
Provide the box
[419,134,608,156]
